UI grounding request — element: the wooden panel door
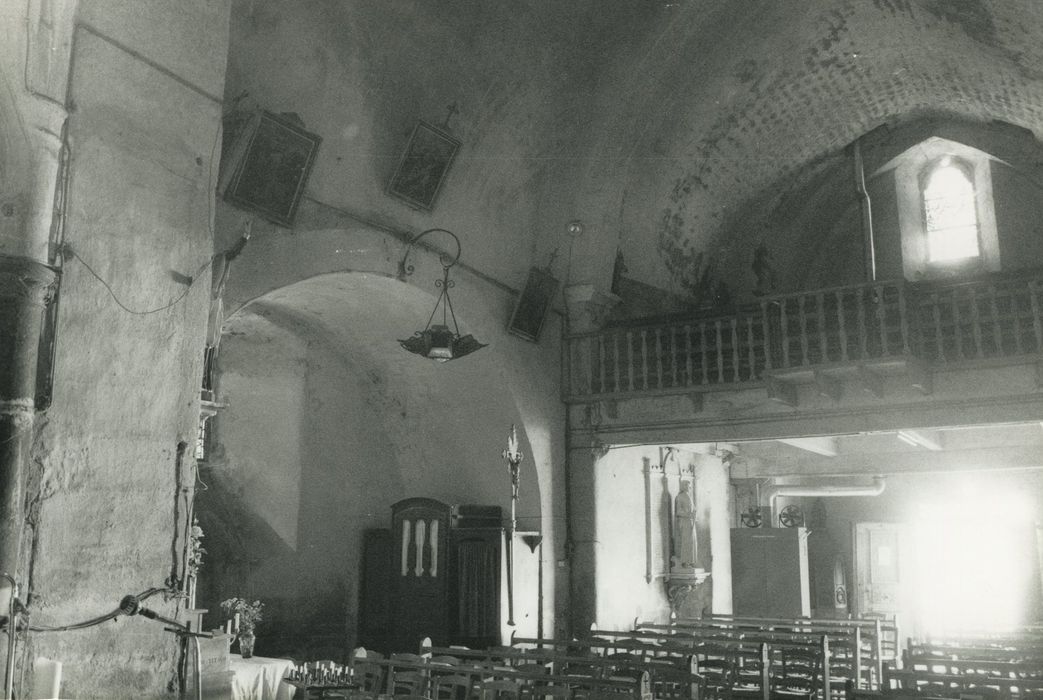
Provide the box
[854,522,904,615]
[358,528,392,653]
[390,498,451,651]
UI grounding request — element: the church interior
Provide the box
[1,0,1043,698]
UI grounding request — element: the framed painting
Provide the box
[223,111,321,227]
[387,120,461,210]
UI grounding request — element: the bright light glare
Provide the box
[924,162,979,263]
[912,488,1033,635]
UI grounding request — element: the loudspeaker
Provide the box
[507,266,559,342]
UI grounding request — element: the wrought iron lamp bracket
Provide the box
[397,228,462,279]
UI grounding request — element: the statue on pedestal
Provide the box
[671,480,697,571]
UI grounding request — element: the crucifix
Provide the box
[502,424,523,626]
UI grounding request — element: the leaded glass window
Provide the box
[923,158,980,263]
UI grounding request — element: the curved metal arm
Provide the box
[397,228,462,278]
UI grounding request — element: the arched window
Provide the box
[922,157,980,263]
[878,137,1000,280]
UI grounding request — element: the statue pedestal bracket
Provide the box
[664,568,710,618]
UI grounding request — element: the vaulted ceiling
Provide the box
[224,0,1043,306]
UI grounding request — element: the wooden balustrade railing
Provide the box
[566,270,1043,401]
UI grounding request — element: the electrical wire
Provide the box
[58,103,224,316]
[64,246,219,316]
[205,120,221,240]
[24,586,167,633]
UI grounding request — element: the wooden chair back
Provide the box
[431,672,476,700]
[480,678,522,699]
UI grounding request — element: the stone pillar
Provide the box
[0,256,57,606]
[566,438,603,636]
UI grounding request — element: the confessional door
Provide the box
[390,498,451,651]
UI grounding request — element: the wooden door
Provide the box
[358,528,392,653]
[853,522,904,615]
[391,498,451,651]
[449,528,501,649]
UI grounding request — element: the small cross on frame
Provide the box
[442,102,459,131]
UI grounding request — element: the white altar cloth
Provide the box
[227,654,295,700]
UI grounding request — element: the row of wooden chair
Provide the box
[633,614,895,689]
[667,615,899,671]
[508,630,848,700]
[843,629,1043,700]
[340,649,657,699]
[843,664,1043,700]
[552,628,854,700]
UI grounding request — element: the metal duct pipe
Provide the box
[854,139,877,282]
[763,477,886,512]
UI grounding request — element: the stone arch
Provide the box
[212,221,564,640]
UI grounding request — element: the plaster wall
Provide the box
[993,163,1043,268]
[591,446,730,630]
[217,319,306,551]
[204,311,396,658]
[21,4,229,697]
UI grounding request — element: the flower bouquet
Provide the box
[220,597,263,658]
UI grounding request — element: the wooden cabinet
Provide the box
[731,527,811,617]
[358,499,540,653]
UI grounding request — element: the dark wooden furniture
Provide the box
[731,528,811,618]
[357,498,508,653]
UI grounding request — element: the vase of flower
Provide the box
[220,597,264,659]
[238,630,256,659]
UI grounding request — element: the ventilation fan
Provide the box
[779,505,805,528]
[740,507,764,528]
